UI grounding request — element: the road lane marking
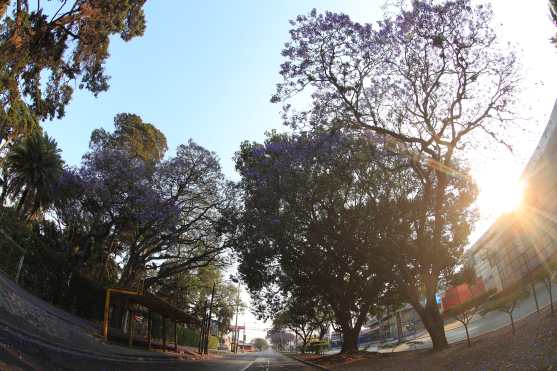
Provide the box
[240,360,255,371]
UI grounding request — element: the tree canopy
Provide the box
[50,115,237,288]
[90,113,168,163]
[3,132,63,220]
[0,0,147,143]
[271,0,516,351]
[253,338,269,351]
[234,130,414,353]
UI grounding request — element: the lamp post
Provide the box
[230,276,241,353]
[204,281,216,354]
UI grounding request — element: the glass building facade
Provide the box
[469,100,557,291]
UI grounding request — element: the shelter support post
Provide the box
[174,321,178,352]
[15,254,24,284]
[103,289,111,339]
[147,311,152,349]
[162,317,167,352]
[128,308,134,347]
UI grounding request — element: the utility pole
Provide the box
[198,300,208,354]
[242,320,246,353]
[204,281,216,355]
[233,279,240,353]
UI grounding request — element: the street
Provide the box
[138,349,317,371]
[0,334,317,371]
[225,349,316,371]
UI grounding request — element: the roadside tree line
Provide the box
[0,0,241,345]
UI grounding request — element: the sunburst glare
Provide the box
[475,167,525,217]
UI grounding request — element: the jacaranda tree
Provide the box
[54,131,237,290]
[271,0,516,350]
[235,130,412,353]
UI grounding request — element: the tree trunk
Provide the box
[531,283,539,313]
[16,187,28,218]
[464,324,470,347]
[119,254,145,289]
[301,337,308,354]
[340,327,360,354]
[318,325,328,340]
[509,313,515,335]
[415,304,449,351]
[546,278,554,315]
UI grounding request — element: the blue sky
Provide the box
[43,1,388,179]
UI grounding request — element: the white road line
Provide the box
[240,360,255,371]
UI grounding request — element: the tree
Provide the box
[54,147,166,283]
[526,257,557,315]
[271,1,517,350]
[267,329,295,351]
[0,0,147,144]
[448,264,477,288]
[90,113,168,163]
[155,264,242,335]
[273,298,318,354]
[481,286,530,335]
[53,136,236,288]
[235,131,407,353]
[551,0,557,46]
[253,338,269,352]
[443,290,492,347]
[3,132,63,220]
[140,140,238,288]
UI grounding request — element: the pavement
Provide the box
[390,278,557,352]
[327,278,557,354]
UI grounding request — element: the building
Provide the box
[379,304,426,342]
[468,100,557,290]
[441,279,486,311]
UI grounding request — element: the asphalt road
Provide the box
[226,349,316,371]
[0,339,316,371]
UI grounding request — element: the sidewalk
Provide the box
[378,279,557,353]
[326,280,557,355]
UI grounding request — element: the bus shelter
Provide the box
[103,288,192,352]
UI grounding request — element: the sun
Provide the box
[475,166,525,218]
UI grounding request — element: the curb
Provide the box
[283,353,331,370]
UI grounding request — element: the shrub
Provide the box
[308,339,329,355]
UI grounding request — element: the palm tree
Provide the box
[4,132,64,220]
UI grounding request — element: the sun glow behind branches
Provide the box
[474,164,525,218]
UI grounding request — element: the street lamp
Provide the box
[230,275,241,353]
